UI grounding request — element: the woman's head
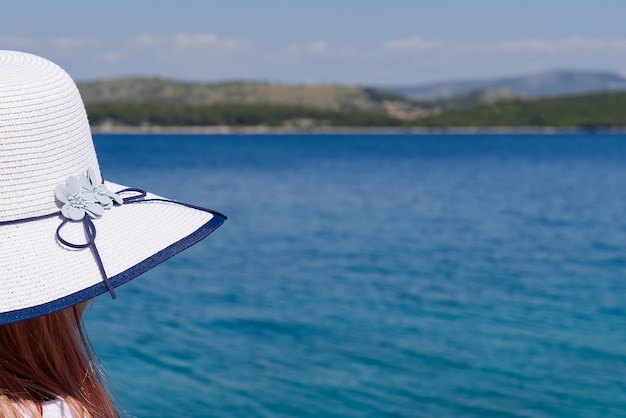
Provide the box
[0,50,224,416]
[0,305,117,417]
[0,49,224,328]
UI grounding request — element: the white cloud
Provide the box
[459,37,626,53]
[175,33,219,47]
[131,34,157,46]
[47,37,99,48]
[6,32,626,84]
[129,32,248,51]
[385,36,626,55]
[494,39,571,53]
[287,40,328,55]
[0,36,36,48]
[0,35,98,52]
[494,37,626,53]
[383,37,446,51]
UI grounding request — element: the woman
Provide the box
[0,51,226,417]
[0,305,115,417]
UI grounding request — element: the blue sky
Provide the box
[2,1,626,85]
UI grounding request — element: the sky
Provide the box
[2,0,626,85]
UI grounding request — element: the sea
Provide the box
[85,133,626,418]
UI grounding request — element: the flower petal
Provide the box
[77,174,91,190]
[87,168,101,186]
[96,194,112,205]
[61,204,71,219]
[85,202,104,218]
[67,205,85,221]
[55,184,72,204]
[109,192,124,205]
[82,191,98,203]
[66,176,83,194]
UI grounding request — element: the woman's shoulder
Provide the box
[13,398,83,418]
[13,399,80,418]
[41,399,81,418]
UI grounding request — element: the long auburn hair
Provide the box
[0,304,118,417]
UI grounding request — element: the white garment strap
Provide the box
[16,399,81,418]
[42,399,80,418]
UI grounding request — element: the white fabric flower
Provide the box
[55,175,104,220]
[55,168,124,220]
[84,168,123,208]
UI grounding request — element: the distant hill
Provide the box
[83,90,626,129]
[383,70,626,100]
[411,91,626,128]
[78,73,626,129]
[77,77,410,112]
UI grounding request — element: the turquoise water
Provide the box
[86,133,626,417]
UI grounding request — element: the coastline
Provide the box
[90,125,623,135]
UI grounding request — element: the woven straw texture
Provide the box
[0,50,99,222]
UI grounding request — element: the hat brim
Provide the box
[0,181,226,325]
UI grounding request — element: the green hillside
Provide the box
[411,91,626,128]
[79,78,626,129]
[85,101,402,128]
[78,78,409,112]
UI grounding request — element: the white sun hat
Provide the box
[0,50,226,325]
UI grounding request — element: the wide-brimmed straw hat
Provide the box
[0,50,226,325]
